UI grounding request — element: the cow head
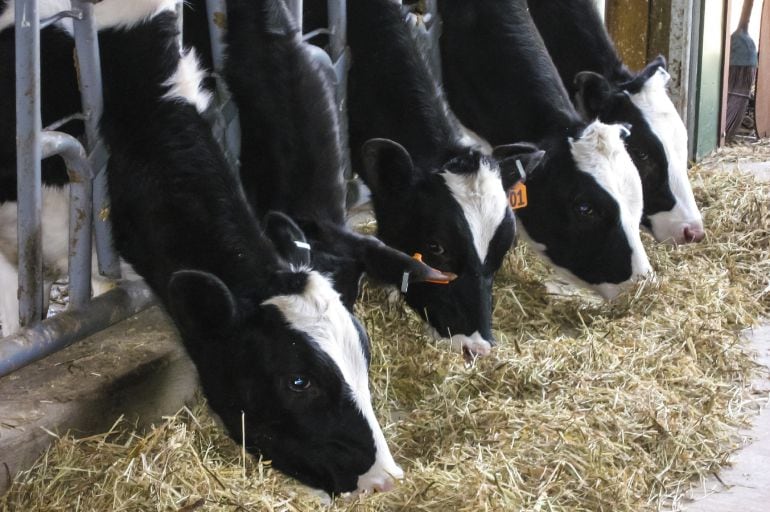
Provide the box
[360,139,537,358]
[513,121,653,300]
[166,214,401,496]
[574,56,704,245]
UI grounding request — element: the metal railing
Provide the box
[0,0,157,376]
[0,0,355,377]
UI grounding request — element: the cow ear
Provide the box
[263,211,311,268]
[493,143,546,189]
[168,270,237,335]
[621,55,669,93]
[574,71,613,118]
[356,234,456,288]
[360,138,415,198]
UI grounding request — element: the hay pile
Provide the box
[2,143,769,511]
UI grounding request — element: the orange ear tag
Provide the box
[412,253,454,285]
[509,182,528,210]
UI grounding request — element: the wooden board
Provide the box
[648,0,672,61]
[606,0,650,71]
[757,0,770,138]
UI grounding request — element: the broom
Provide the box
[726,0,759,141]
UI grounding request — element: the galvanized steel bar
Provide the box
[39,132,93,310]
[286,0,303,31]
[175,0,184,48]
[327,0,345,63]
[0,281,156,377]
[15,0,44,328]
[425,0,442,82]
[206,0,227,74]
[327,0,352,184]
[71,0,122,280]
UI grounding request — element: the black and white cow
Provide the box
[1,0,407,496]
[527,0,704,245]
[340,0,535,358]
[437,0,652,300]
[221,0,450,310]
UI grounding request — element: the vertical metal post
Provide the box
[15,0,44,327]
[286,0,303,31]
[206,0,228,74]
[176,0,185,48]
[426,0,442,82]
[71,0,121,281]
[328,0,345,63]
[39,133,93,310]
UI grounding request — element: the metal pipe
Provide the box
[72,0,121,280]
[426,0,442,82]
[286,0,303,31]
[205,0,227,74]
[0,281,156,378]
[39,132,93,310]
[15,0,44,328]
[327,0,351,181]
[328,0,346,62]
[175,0,184,48]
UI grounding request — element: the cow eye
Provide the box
[574,202,595,217]
[427,241,444,255]
[287,375,312,392]
[638,151,649,161]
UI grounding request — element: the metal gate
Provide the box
[0,0,362,378]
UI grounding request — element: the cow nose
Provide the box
[357,472,399,494]
[373,476,396,493]
[683,225,705,243]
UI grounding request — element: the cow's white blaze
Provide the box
[441,160,508,263]
[570,121,652,299]
[262,271,403,491]
[629,68,703,243]
[162,49,212,114]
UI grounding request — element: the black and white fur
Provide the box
[437,0,652,300]
[342,0,534,357]
[221,0,449,311]
[4,0,403,496]
[527,0,703,245]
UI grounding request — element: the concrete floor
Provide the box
[677,159,770,511]
[680,324,770,511]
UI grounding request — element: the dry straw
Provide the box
[2,141,769,511]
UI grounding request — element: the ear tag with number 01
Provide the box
[509,182,528,210]
[509,159,528,210]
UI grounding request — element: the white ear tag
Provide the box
[515,159,526,181]
[294,241,311,250]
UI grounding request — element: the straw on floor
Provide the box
[2,141,769,511]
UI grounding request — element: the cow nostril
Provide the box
[683,226,705,243]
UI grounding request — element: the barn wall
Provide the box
[606,0,728,160]
[693,0,727,159]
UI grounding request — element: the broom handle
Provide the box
[738,0,754,32]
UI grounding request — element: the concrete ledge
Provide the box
[0,306,197,495]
